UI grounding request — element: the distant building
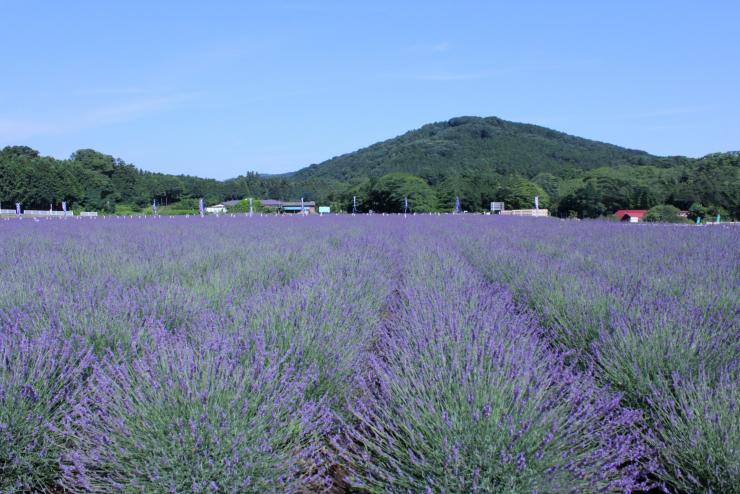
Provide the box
[499,209,549,217]
[222,200,242,208]
[13,209,72,217]
[490,202,505,212]
[206,204,227,214]
[260,199,283,211]
[281,201,316,214]
[243,199,317,214]
[614,210,647,223]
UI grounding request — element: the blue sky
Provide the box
[1,1,738,179]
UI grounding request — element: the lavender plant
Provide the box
[338,242,651,493]
[0,330,94,493]
[646,366,740,493]
[237,246,396,403]
[61,329,333,493]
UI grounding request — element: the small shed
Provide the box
[614,210,647,223]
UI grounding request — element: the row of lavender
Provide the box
[1,216,737,492]
[336,227,651,492]
[1,218,398,492]
[454,218,739,492]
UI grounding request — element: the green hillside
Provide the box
[281,116,737,218]
[291,116,687,184]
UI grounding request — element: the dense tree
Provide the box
[437,176,481,212]
[556,182,606,218]
[496,178,549,210]
[364,173,438,213]
[110,163,139,203]
[645,205,686,223]
[532,172,560,199]
[226,198,264,213]
[687,202,707,222]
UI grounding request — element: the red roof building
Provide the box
[614,210,648,222]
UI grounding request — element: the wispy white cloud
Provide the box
[409,41,451,54]
[74,87,149,96]
[0,92,200,141]
[430,42,449,53]
[404,62,572,82]
[635,123,691,131]
[415,72,486,81]
[631,105,715,119]
[79,93,199,124]
[271,2,392,15]
[0,119,53,141]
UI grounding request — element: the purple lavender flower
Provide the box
[0,214,736,492]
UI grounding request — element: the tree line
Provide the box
[0,146,290,213]
[1,145,737,219]
[317,153,738,219]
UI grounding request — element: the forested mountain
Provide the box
[291,116,686,183]
[1,116,738,218]
[281,116,738,218]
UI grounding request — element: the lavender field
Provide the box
[1,216,738,493]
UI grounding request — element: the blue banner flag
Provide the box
[199,198,204,217]
[534,195,539,210]
[455,196,461,214]
[301,197,305,214]
[62,201,67,213]
[249,197,253,216]
[404,195,408,214]
[152,199,157,215]
[15,203,21,215]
